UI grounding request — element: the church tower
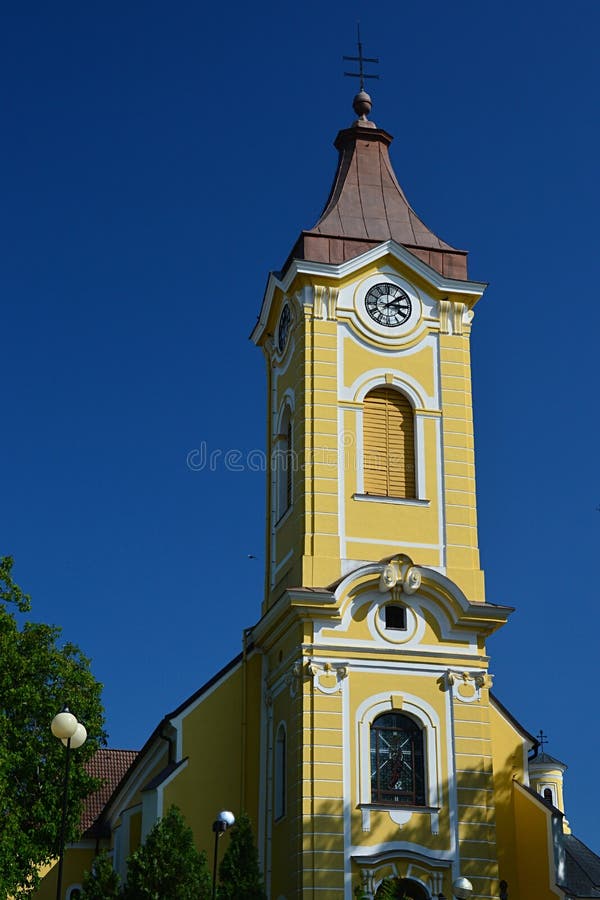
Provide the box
[253,91,487,612]
[250,89,516,900]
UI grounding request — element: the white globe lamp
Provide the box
[63,722,87,749]
[51,709,78,740]
[452,876,474,899]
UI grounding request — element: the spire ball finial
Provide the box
[353,90,372,120]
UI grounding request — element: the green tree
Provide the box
[376,880,400,899]
[217,811,266,900]
[375,878,417,899]
[80,850,122,899]
[0,556,106,898]
[123,806,211,900]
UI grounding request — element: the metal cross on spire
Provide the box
[537,730,548,751]
[343,24,379,91]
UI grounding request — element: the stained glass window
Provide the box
[370,713,425,806]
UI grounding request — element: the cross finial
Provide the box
[537,730,548,751]
[343,24,379,92]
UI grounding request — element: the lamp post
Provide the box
[51,708,87,900]
[211,810,235,900]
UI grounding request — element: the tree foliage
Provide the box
[375,878,418,899]
[0,556,106,898]
[123,806,212,900]
[217,811,266,900]
[81,851,122,900]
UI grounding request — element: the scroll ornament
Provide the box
[378,555,421,594]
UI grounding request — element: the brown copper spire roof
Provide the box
[289,92,468,279]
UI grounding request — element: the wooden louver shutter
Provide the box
[363,387,416,498]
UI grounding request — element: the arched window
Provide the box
[275,409,293,520]
[66,888,82,900]
[274,723,286,820]
[370,713,425,806]
[363,387,416,498]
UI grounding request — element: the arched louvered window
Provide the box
[363,387,416,498]
[370,713,425,806]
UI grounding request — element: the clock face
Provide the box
[365,283,412,327]
[278,303,291,352]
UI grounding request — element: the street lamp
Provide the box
[51,708,87,900]
[211,810,235,900]
[452,876,474,899]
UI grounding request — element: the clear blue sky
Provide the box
[2,0,599,848]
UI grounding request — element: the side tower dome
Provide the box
[529,749,569,820]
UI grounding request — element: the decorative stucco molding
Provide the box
[378,555,422,595]
[438,668,493,702]
[305,659,348,694]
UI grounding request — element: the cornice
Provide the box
[253,556,512,650]
[251,240,487,345]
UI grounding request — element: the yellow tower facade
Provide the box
[250,93,518,899]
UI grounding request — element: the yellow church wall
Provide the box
[342,335,437,402]
[488,700,529,894]
[439,335,480,570]
[513,782,563,898]
[451,687,500,896]
[164,657,261,853]
[33,847,97,900]
[128,808,142,854]
[298,675,346,897]
[266,672,303,899]
[294,315,342,591]
[241,654,264,821]
[345,500,437,547]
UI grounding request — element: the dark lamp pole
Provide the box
[211,810,235,900]
[51,708,87,900]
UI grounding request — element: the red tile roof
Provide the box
[82,749,138,836]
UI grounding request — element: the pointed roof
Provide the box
[287,92,468,280]
[530,750,568,771]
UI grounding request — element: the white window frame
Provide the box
[353,377,428,501]
[273,398,294,525]
[356,691,441,832]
